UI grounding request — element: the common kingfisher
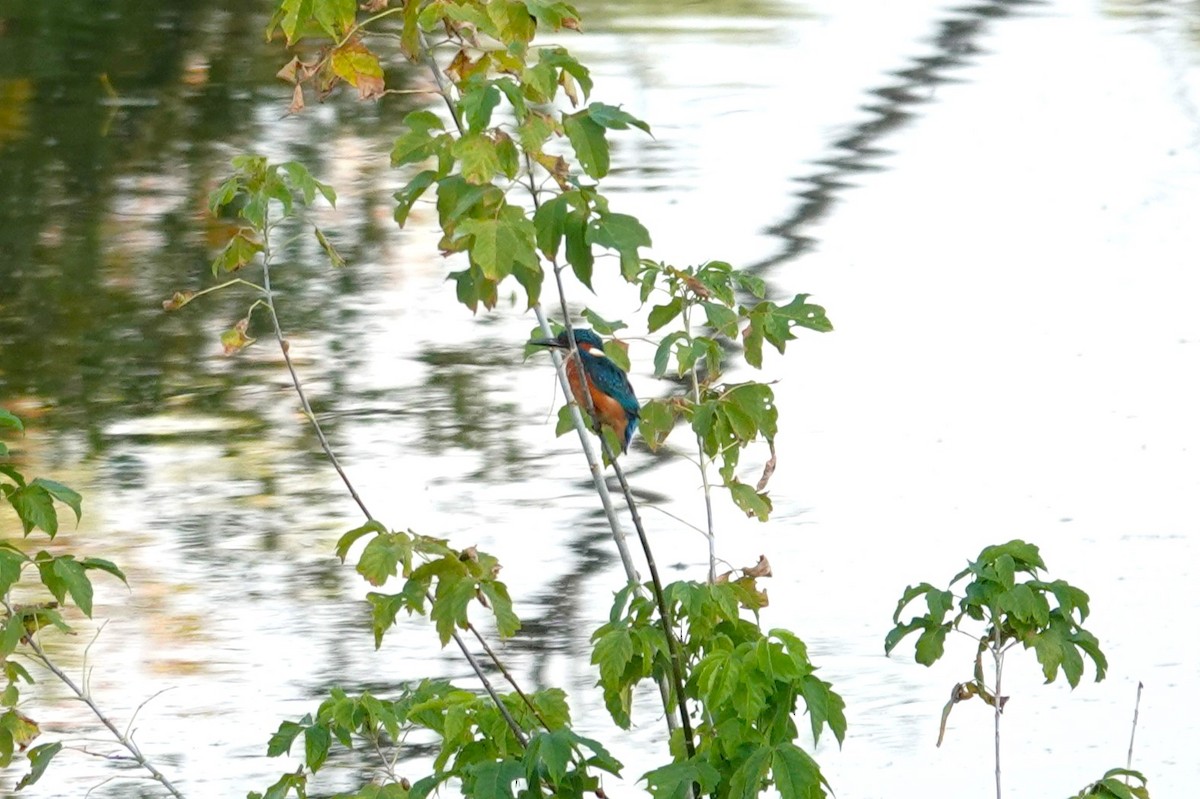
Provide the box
[530,328,640,452]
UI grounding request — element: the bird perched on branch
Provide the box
[529,328,640,452]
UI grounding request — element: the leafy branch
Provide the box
[886,539,1109,799]
[1,410,181,796]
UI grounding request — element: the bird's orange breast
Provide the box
[565,358,629,442]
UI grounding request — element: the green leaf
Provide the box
[728,744,773,799]
[314,227,345,269]
[703,302,739,337]
[524,0,581,31]
[637,398,678,451]
[1071,627,1108,682]
[462,83,502,133]
[267,720,305,757]
[14,741,60,790]
[977,539,1046,572]
[588,212,651,281]
[563,112,609,178]
[456,205,538,282]
[51,557,94,617]
[396,169,439,229]
[533,194,569,259]
[313,0,355,37]
[391,111,447,167]
[367,592,407,648]
[487,0,536,43]
[304,722,331,771]
[564,207,594,289]
[0,614,23,658]
[468,759,525,799]
[653,332,686,378]
[526,729,573,783]
[591,625,634,686]
[495,133,520,180]
[0,411,23,433]
[9,485,57,537]
[212,231,263,276]
[772,742,830,799]
[276,0,316,45]
[80,557,127,585]
[587,102,651,135]
[725,383,778,440]
[281,161,336,207]
[554,404,574,437]
[581,309,627,335]
[357,532,414,586]
[430,568,477,646]
[647,297,683,333]
[914,623,949,666]
[454,133,502,185]
[642,759,721,799]
[728,481,772,521]
[335,519,387,562]
[538,47,593,100]
[798,675,847,747]
[479,581,520,638]
[0,550,25,596]
[777,293,832,333]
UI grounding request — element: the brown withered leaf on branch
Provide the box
[756,442,777,491]
[446,49,474,83]
[534,152,570,190]
[360,0,389,10]
[162,290,196,311]
[288,84,305,115]
[733,575,769,609]
[276,56,301,84]
[459,546,478,562]
[331,39,386,100]
[743,555,772,579]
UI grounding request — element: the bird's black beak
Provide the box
[528,337,567,349]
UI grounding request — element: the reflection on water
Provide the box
[3,0,1200,795]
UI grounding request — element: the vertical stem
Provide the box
[1126,681,1143,774]
[681,303,717,584]
[992,622,1003,799]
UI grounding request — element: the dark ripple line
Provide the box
[752,0,1047,272]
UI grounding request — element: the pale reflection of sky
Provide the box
[7,0,1200,796]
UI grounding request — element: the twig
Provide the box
[258,221,530,747]
[7,603,187,799]
[681,303,717,585]
[1126,681,1143,776]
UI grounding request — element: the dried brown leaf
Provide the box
[756,441,777,492]
[743,555,772,579]
[289,83,305,115]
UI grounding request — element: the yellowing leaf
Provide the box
[221,318,255,356]
[331,39,385,100]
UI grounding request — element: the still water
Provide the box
[1,0,1199,796]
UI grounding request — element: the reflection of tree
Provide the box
[0,0,411,450]
[418,346,535,481]
[754,0,1042,269]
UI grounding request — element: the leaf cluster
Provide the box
[253,681,622,799]
[0,410,127,786]
[336,520,519,648]
[592,577,844,799]
[1071,768,1151,799]
[886,539,1107,688]
[273,0,657,314]
[635,261,831,521]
